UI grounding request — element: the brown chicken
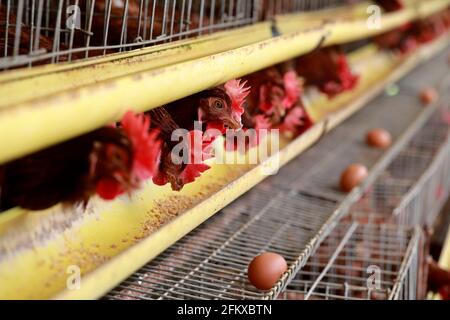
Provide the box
[0,3,72,63]
[427,256,450,299]
[0,111,161,212]
[243,62,312,133]
[374,10,450,54]
[0,2,92,65]
[224,62,312,153]
[295,46,360,98]
[374,0,404,12]
[149,80,249,191]
[82,0,211,46]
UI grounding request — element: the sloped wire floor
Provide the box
[281,223,420,300]
[105,46,450,300]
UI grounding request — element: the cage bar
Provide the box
[280,223,420,300]
[0,0,368,69]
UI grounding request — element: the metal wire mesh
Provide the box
[104,69,433,300]
[0,0,257,69]
[347,46,450,227]
[106,191,338,300]
[279,222,420,300]
[350,113,450,228]
[280,104,450,301]
[0,0,355,69]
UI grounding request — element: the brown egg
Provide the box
[420,88,439,105]
[340,164,368,193]
[366,129,392,148]
[248,252,287,290]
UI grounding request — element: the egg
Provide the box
[366,128,392,148]
[340,164,368,192]
[247,252,287,290]
[420,88,439,105]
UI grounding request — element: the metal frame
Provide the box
[0,0,257,68]
[280,223,421,300]
[285,104,450,300]
[0,0,360,69]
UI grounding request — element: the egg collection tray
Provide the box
[104,45,450,300]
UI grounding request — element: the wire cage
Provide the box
[0,0,359,70]
[279,222,421,300]
[103,77,433,300]
[344,107,450,300]
[350,107,450,227]
[0,0,258,69]
[105,189,340,300]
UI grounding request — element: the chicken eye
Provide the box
[108,147,127,163]
[213,99,224,110]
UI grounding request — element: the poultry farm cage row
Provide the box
[0,0,355,69]
[105,104,450,300]
[351,108,450,227]
[1,0,450,300]
[285,111,450,301]
[105,52,450,301]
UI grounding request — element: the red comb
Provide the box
[279,107,305,133]
[337,55,359,91]
[258,84,273,114]
[323,55,359,97]
[121,111,162,181]
[254,115,272,130]
[225,79,250,124]
[282,71,303,110]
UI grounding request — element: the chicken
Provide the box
[0,111,161,212]
[427,256,450,299]
[374,10,450,54]
[225,63,312,152]
[295,46,360,98]
[0,3,73,63]
[83,0,210,46]
[373,28,418,55]
[151,79,249,134]
[410,11,450,45]
[245,63,310,130]
[148,80,249,191]
[374,0,404,12]
[0,2,93,64]
[371,0,416,54]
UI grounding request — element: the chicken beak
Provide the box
[113,171,135,190]
[223,116,242,130]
